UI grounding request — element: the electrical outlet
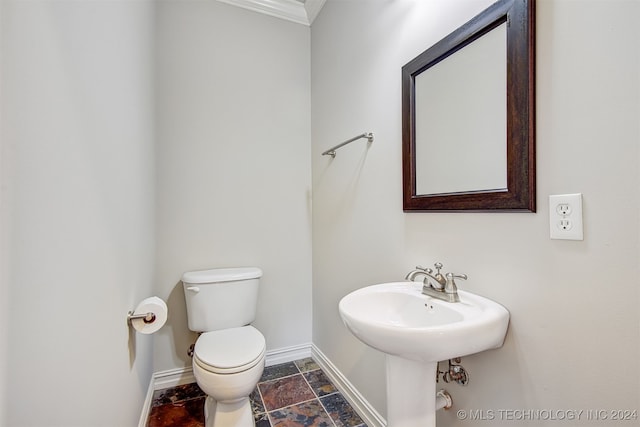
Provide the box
[549,194,583,240]
[556,204,571,216]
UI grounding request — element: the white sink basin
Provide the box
[339,281,509,362]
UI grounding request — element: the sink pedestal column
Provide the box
[386,356,437,427]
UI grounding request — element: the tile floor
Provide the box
[147,358,368,427]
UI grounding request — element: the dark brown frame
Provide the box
[402,0,535,212]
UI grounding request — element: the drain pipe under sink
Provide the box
[436,390,453,411]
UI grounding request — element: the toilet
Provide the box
[182,267,266,427]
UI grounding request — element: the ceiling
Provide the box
[217,0,326,26]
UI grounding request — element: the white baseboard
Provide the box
[265,342,313,366]
[311,344,386,427]
[139,377,154,427]
[138,343,384,427]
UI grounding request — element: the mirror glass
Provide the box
[415,23,507,195]
[402,0,535,212]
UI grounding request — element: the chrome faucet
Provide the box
[406,262,467,303]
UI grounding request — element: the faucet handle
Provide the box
[430,262,446,289]
[416,265,433,274]
[444,273,467,293]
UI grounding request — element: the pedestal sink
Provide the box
[339,281,509,427]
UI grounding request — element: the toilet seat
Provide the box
[194,325,265,374]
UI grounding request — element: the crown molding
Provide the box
[217,0,326,26]
[303,0,326,24]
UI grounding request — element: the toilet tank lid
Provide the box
[182,267,262,284]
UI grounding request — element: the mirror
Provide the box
[402,0,535,211]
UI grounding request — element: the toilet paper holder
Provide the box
[127,311,156,325]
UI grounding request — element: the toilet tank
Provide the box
[182,267,262,333]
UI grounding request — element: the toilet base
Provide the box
[205,395,255,427]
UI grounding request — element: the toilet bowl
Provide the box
[192,326,266,427]
[192,326,265,406]
[182,267,265,427]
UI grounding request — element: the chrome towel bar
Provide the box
[322,132,374,158]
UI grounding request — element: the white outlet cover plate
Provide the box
[549,193,583,240]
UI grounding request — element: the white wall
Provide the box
[0,1,312,424]
[0,0,6,422]
[153,1,312,372]
[1,1,156,426]
[311,0,640,424]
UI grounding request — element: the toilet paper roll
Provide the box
[131,296,168,334]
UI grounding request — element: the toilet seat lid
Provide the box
[194,326,265,373]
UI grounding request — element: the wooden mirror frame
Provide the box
[402,0,535,212]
